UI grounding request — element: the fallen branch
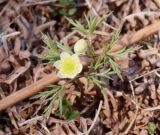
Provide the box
[95,20,160,54]
[0,21,160,112]
[0,72,59,112]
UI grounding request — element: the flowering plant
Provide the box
[35,12,138,119]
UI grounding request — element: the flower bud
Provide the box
[74,39,88,55]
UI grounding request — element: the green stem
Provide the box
[88,36,95,58]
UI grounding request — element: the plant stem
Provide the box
[88,35,95,58]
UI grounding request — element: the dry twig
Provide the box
[124,108,139,134]
[85,100,103,135]
[1,31,21,39]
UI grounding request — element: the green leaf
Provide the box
[65,110,79,120]
[56,41,73,54]
[95,69,113,80]
[108,47,127,58]
[31,85,64,118]
[66,17,87,34]
[39,33,74,63]
[107,57,122,79]
[59,0,74,5]
[86,12,109,35]
[68,8,77,16]
[66,12,111,35]
[94,56,104,70]
[104,25,121,54]
[39,33,60,63]
[44,99,55,118]
[90,76,104,89]
[56,100,79,120]
[108,46,141,58]
[59,96,63,115]
[59,9,67,15]
[148,122,157,134]
[41,33,58,53]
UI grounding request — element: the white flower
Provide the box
[74,39,88,55]
[54,52,83,78]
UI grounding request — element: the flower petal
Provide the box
[54,60,61,69]
[72,54,82,73]
[77,63,83,73]
[58,71,76,79]
[72,54,80,62]
[66,73,77,79]
[57,71,67,78]
[60,52,70,59]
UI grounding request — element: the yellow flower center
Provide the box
[60,56,77,75]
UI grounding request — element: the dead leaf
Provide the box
[1,61,31,84]
[19,50,31,60]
